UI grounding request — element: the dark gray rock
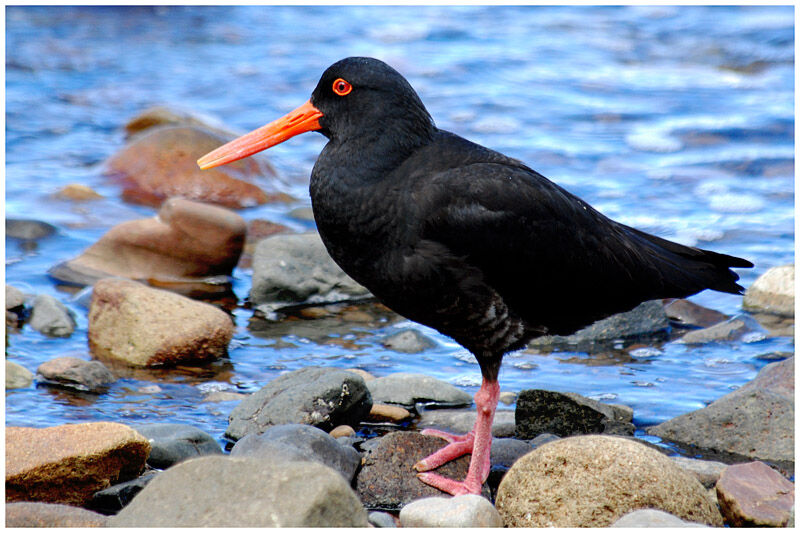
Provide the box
[417,408,515,437]
[89,471,158,514]
[355,431,489,511]
[366,373,472,409]
[530,432,561,448]
[226,366,372,441]
[381,329,436,353]
[29,294,76,337]
[36,357,115,393]
[132,423,222,469]
[515,389,635,439]
[490,437,534,469]
[676,314,769,344]
[529,300,669,349]
[648,357,794,465]
[610,509,709,527]
[108,455,368,527]
[5,502,108,527]
[250,233,371,318]
[6,219,57,240]
[230,423,360,481]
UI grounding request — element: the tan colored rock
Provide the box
[345,368,376,381]
[88,278,234,367]
[5,422,150,506]
[743,264,794,317]
[6,502,108,527]
[124,105,239,140]
[329,425,356,438]
[50,197,246,286]
[368,403,413,422]
[54,183,103,201]
[6,360,33,389]
[495,435,722,527]
[716,461,794,527]
[106,125,282,209]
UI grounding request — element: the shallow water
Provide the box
[5,6,794,448]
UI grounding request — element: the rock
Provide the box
[610,509,708,527]
[6,360,33,389]
[202,390,247,402]
[648,357,793,465]
[105,125,278,209]
[664,298,729,328]
[417,408,516,437]
[107,455,368,527]
[88,471,158,514]
[671,456,728,489]
[6,219,57,240]
[346,368,376,381]
[529,300,669,349]
[356,431,490,511]
[36,357,115,393]
[491,437,534,469]
[49,198,246,286]
[250,232,371,317]
[132,423,222,469]
[29,294,76,337]
[329,425,355,438]
[88,278,234,367]
[676,314,768,344]
[366,373,472,409]
[6,422,150,506]
[381,329,436,353]
[54,183,103,201]
[5,502,108,527]
[6,284,26,309]
[716,461,794,527]
[743,264,794,317]
[530,432,561,448]
[399,494,503,527]
[225,367,372,440]
[495,435,722,527]
[230,423,361,481]
[124,105,240,140]
[368,510,398,527]
[368,403,413,422]
[499,391,517,405]
[514,389,635,439]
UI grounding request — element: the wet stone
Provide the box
[399,494,503,527]
[381,329,437,353]
[716,461,794,527]
[6,360,33,389]
[676,314,768,344]
[132,423,222,469]
[230,423,361,482]
[664,298,729,328]
[6,218,57,240]
[29,294,76,337]
[55,183,103,201]
[6,284,26,310]
[366,373,472,409]
[36,357,115,393]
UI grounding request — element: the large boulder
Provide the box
[495,435,722,527]
[647,357,794,465]
[88,278,234,367]
[49,198,246,286]
[225,367,372,440]
[107,455,368,527]
[105,125,282,209]
[6,422,150,506]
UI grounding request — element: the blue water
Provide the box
[5,6,794,446]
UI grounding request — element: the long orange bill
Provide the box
[197,100,323,170]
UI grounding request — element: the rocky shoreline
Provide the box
[6,107,795,527]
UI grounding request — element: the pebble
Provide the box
[225,367,372,440]
[676,314,768,344]
[6,360,33,389]
[231,423,361,481]
[368,510,398,527]
[368,403,413,422]
[88,278,234,367]
[610,509,709,527]
[716,461,794,527]
[36,357,115,393]
[381,328,436,353]
[6,284,26,310]
[201,390,247,402]
[6,219,57,240]
[495,435,722,527]
[743,264,794,317]
[498,390,517,405]
[366,372,472,409]
[29,294,76,337]
[329,424,356,438]
[108,455,368,527]
[54,183,103,201]
[399,494,503,527]
[132,423,222,469]
[664,298,729,328]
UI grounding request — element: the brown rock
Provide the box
[368,403,413,422]
[355,431,489,511]
[124,105,240,140]
[50,197,246,287]
[5,422,150,506]
[54,183,104,201]
[495,435,722,527]
[36,356,115,393]
[88,278,234,367]
[106,125,280,209]
[743,264,794,317]
[6,502,108,527]
[329,425,356,438]
[664,298,728,328]
[716,461,794,527]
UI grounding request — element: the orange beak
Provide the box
[197,100,323,170]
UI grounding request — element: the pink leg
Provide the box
[414,378,500,495]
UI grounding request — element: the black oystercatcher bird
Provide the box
[198,57,752,495]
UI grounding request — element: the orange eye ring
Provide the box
[332,78,352,96]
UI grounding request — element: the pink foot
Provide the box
[417,471,477,495]
[414,429,474,471]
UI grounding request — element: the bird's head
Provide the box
[197,57,434,170]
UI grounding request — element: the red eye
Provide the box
[332,78,352,96]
